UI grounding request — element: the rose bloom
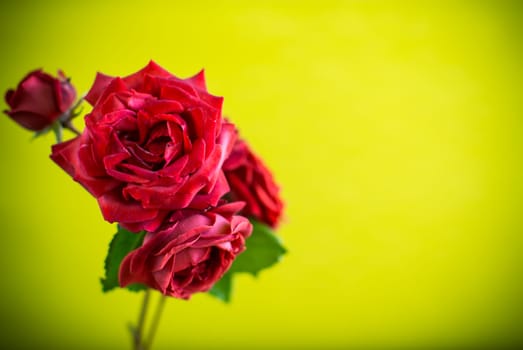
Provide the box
[4,69,76,131]
[51,61,236,232]
[119,202,252,299]
[223,139,283,228]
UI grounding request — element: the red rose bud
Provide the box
[224,139,283,228]
[4,69,76,131]
[51,61,235,232]
[119,202,252,299]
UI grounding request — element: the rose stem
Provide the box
[53,122,63,143]
[61,93,86,136]
[133,289,151,350]
[144,294,167,350]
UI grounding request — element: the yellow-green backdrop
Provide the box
[1,0,522,348]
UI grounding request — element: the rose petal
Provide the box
[98,191,159,224]
[184,70,206,90]
[118,204,251,299]
[85,72,114,106]
[123,60,174,91]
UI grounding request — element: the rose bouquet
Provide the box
[3,61,285,349]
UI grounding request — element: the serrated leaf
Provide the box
[101,225,146,293]
[208,271,232,302]
[229,220,287,276]
[208,220,286,302]
[126,283,148,292]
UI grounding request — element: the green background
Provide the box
[1,0,523,348]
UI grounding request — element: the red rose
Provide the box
[51,61,236,232]
[4,69,76,131]
[119,202,252,299]
[223,139,283,228]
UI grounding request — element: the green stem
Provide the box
[133,289,151,350]
[53,122,63,143]
[58,93,86,137]
[144,294,167,350]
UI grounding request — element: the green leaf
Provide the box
[101,225,146,293]
[229,220,287,276]
[208,271,232,302]
[126,282,148,292]
[209,220,286,302]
